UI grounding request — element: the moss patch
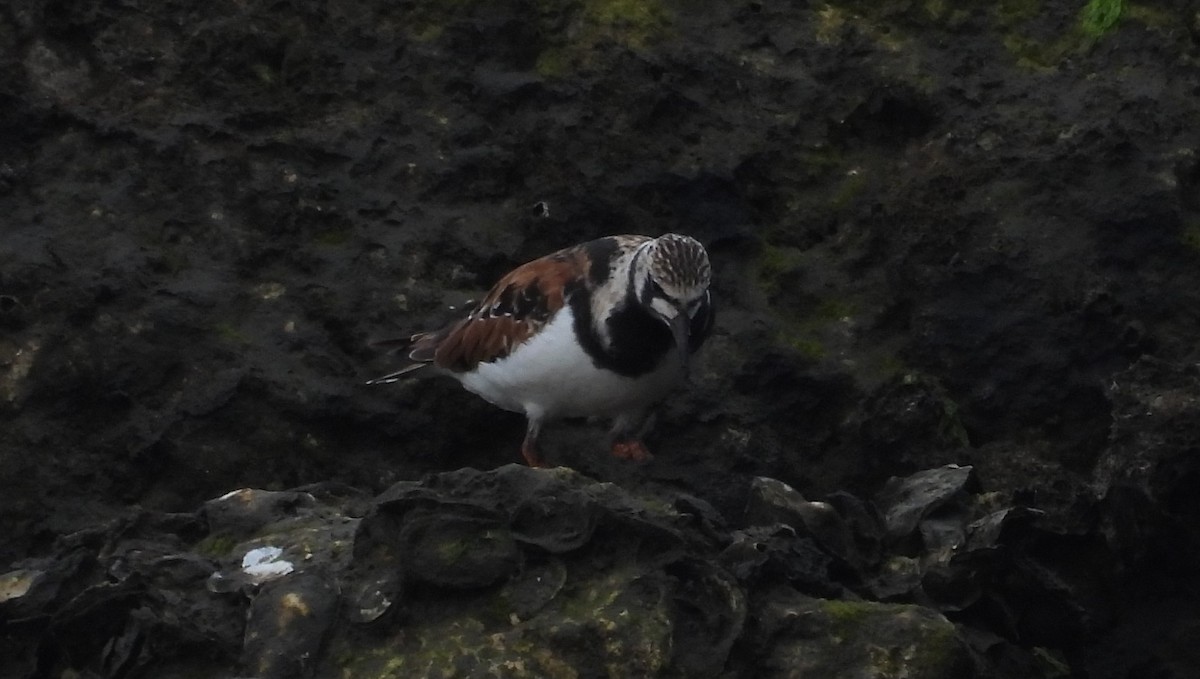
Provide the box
[1080,0,1124,37]
[802,597,968,678]
[195,532,240,558]
[214,322,250,345]
[327,564,671,678]
[755,244,807,299]
[535,0,671,77]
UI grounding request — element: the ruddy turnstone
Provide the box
[368,233,714,467]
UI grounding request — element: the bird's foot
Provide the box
[611,439,652,462]
[521,440,548,468]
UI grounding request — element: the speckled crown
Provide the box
[649,234,711,296]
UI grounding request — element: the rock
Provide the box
[745,587,978,679]
[4,0,1200,675]
[1095,357,1200,567]
[328,466,745,677]
[745,475,869,572]
[398,510,522,588]
[0,464,1052,677]
[665,557,747,677]
[720,524,837,595]
[874,465,978,546]
[242,571,339,679]
[202,489,321,541]
[508,488,599,553]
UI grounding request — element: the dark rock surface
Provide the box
[3,0,1200,677]
[0,464,1054,678]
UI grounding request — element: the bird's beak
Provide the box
[668,307,691,377]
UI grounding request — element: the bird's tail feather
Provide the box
[365,334,431,385]
[365,362,428,385]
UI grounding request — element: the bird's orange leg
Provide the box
[521,419,547,468]
[611,438,652,462]
[609,411,653,462]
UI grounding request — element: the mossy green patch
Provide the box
[814,598,966,676]
[435,536,472,563]
[313,227,351,246]
[215,322,250,345]
[581,577,671,675]
[798,146,846,179]
[814,298,856,321]
[398,0,672,76]
[820,598,880,629]
[830,170,868,211]
[920,0,974,27]
[330,616,523,679]
[195,532,240,558]
[534,0,672,77]
[771,296,861,359]
[1124,3,1173,29]
[755,244,807,298]
[994,0,1042,26]
[1080,0,1123,37]
[584,0,669,39]
[784,335,827,359]
[535,48,572,79]
[326,564,668,678]
[998,0,1130,67]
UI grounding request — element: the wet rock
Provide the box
[202,485,360,596]
[874,465,978,547]
[328,466,748,677]
[242,571,339,679]
[1082,357,1200,678]
[745,587,978,679]
[496,557,568,620]
[343,569,403,625]
[3,0,1200,675]
[745,476,868,572]
[665,557,747,677]
[855,373,972,471]
[1096,357,1200,568]
[0,513,245,679]
[398,510,521,588]
[509,489,599,553]
[0,462,1101,678]
[202,489,320,541]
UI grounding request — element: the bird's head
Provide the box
[634,233,712,372]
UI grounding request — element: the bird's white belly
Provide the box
[456,307,682,421]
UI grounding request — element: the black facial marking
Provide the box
[604,303,675,374]
[584,237,620,286]
[567,236,713,377]
[688,289,715,352]
[571,288,714,377]
[638,275,666,307]
[571,289,672,376]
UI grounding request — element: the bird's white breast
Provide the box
[455,306,683,422]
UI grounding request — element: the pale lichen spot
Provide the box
[277,591,313,629]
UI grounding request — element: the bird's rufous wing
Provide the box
[410,246,590,372]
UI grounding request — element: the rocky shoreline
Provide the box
[3,1,1200,676]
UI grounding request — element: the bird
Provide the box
[367,233,714,467]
